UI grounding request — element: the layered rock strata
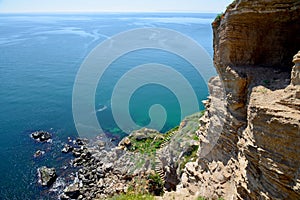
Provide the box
[176,0,300,199]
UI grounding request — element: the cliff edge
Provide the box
[175,0,300,199]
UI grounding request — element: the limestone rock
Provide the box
[76,138,89,146]
[169,1,300,199]
[118,137,131,149]
[31,131,52,142]
[34,150,45,158]
[213,0,300,69]
[37,166,57,186]
[213,0,300,120]
[63,183,80,199]
[130,128,160,141]
[61,144,73,153]
[292,51,300,86]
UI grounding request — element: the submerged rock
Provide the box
[34,150,45,158]
[37,166,57,186]
[61,144,73,153]
[31,131,52,142]
[76,138,89,146]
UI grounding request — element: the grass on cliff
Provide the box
[128,126,179,155]
[147,173,164,196]
[197,197,224,200]
[179,144,199,171]
[215,12,224,21]
[109,173,163,200]
[108,194,155,200]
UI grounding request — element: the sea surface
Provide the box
[0,13,216,199]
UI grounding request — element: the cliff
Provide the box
[57,1,300,199]
[176,0,300,199]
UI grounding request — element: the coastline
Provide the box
[34,112,204,199]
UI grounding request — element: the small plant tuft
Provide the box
[263,79,270,85]
[127,126,179,155]
[148,173,164,196]
[180,145,199,171]
[108,193,155,200]
[215,12,224,21]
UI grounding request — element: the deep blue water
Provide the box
[0,13,216,199]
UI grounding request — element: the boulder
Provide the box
[31,131,52,142]
[61,144,73,153]
[130,128,160,141]
[34,150,45,158]
[37,166,57,186]
[118,137,131,149]
[291,51,300,86]
[76,138,89,146]
[63,183,80,199]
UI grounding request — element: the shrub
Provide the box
[148,173,164,196]
[215,12,224,21]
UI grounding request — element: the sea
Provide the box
[0,13,216,199]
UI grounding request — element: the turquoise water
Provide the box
[0,13,215,199]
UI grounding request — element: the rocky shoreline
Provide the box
[33,112,203,200]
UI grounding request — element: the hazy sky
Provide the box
[0,0,233,13]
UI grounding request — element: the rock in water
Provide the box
[63,183,80,199]
[37,166,57,186]
[31,131,52,142]
[61,144,73,153]
[76,138,89,146]
[34,150,45,158]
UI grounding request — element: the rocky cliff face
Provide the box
[177,0,300,199]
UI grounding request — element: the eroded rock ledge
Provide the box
[175,0,300,199]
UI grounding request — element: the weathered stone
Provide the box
[118,137,131,148]
[63,183,80,199]
[61,144,73,153]
[31,131,52,142]
[37,166,57,186]
[59,193,69,200]
[34,150,45,158]
[130,128,160,141]
[292,51,300,86]
[166,1,300,199]
[76,138,89,146]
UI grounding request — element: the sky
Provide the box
[0,0,233,13]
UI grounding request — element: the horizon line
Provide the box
[0,10,220,14]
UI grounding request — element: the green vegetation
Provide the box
[215,12,224,21]
[180,145,199,171]
[197,197,225,200]
[128,136,163,155]
[263,79,270,85]
[147,173,164,196]
[109,173,163,199]
[128,126,179,155]
[108,194,155,200]
[164,125,179,135]
[193,134,199,141]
